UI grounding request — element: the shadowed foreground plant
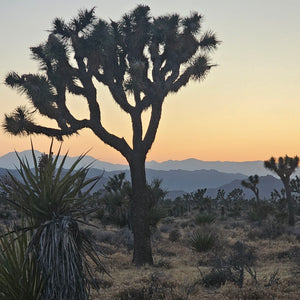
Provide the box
[0,141,108,299]
[0,228,46,300]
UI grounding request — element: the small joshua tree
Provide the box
[264,155,299,226]
[241,175,260,203]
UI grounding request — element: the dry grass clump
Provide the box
[1,204,300,299]
[219,276,300,300]
[85,215,300,299]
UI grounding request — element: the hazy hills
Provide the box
[145,159,273,176]
[0,150,128,172]
[0,150,285,199]
[0,150,279,175]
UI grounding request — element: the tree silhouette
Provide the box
[264,155,299,226]
[241,175,260,203]
[3,6,219,265]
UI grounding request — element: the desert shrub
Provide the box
[198,241,257,289]
[201,267,231,288]
[112,227,134,251]
[228,241,256,288]
[254,217,285,240]
[190,230,217,252]
[194,214,215,226]
[168,229,181,242]
[247,201,274,222]
[220,277,281,300]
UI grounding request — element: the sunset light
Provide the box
[1,0,299,164]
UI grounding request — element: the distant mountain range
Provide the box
[0,149,286,176]
[0,150,287,200]
[0,150,128,172]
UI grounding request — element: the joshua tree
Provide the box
[264,155,299,226]
[241,175,260,203]
[3,6,219,265]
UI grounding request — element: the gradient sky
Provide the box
[0,0,300,164]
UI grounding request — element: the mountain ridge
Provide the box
[0,150,280,176]
[0,166,283,200]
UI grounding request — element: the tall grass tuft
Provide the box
[190,230,217,252]
[0,228,46,300]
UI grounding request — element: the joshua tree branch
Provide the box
[142,102,162,154]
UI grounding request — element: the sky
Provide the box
[0,0,300,164]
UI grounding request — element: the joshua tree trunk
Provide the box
[283,180,295,226]
[128,153,153,265]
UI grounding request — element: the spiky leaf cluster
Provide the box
[1,140,99,226]
[28,216,106,300]
[264,155,299,181]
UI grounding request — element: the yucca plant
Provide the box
[3,142,98,226]
[190,230,217,252]
[194,214,216,226]
[0,140,108,300]
[0,228,46,300]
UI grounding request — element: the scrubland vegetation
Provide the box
[0,149,300,299]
